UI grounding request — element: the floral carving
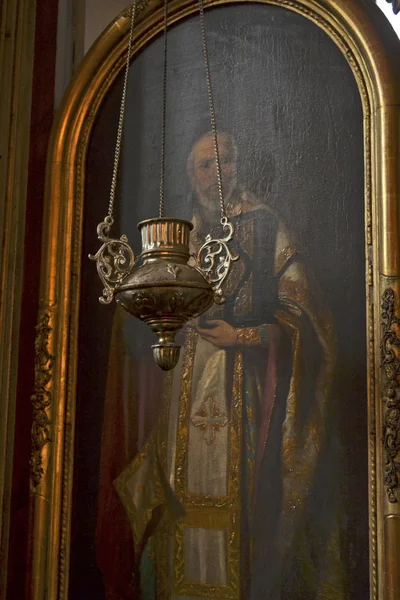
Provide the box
[131,292,157,313]
[169,292,185,312]
[126,290,206,318]
[30,311,54,487]
[381,288,400,502]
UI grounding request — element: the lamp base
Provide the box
[152,343,181,370]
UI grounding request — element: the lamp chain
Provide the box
[106,0,224,224]
[198,0,226,223]
[159,0,168,218]
[107,1,137,223]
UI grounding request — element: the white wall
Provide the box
[376,0,400,38]
[55,0,129,107]
[55,0,85,107]
[85,0,129,52]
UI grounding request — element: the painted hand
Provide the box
[195,319,238,348]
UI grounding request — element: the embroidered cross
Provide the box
[191,396,228,445]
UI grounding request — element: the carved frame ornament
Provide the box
[30,311,54,487]
[381,289,400,504]
[27,1,400,599]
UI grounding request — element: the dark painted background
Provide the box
[71,4,367,598]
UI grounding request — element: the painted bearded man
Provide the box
[96,132,344,599]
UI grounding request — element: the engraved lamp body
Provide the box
[115,218,214,370]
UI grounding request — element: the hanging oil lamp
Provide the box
[90,0,238,370]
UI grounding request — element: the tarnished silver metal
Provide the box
[115,218,214,370]
[90,215,238,369]
[89,216,135,304]
[197,217,239,303]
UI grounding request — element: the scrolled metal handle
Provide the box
[89,216,135,304]
[196,218,239,304]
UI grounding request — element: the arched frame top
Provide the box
[29,1,400,600]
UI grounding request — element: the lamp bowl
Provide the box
[114,218,213,370]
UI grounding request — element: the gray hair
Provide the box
[187,131,238,181]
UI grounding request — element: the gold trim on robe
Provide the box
[114,196,343,599]
[172,331,243,599]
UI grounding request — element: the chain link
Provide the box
[107,0,223,223]
[159,0,168,218]
[107,1,137,221]
[198,0,226,221]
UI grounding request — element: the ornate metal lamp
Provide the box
[90,0,238,370]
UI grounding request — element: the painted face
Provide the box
[191,133,237,213]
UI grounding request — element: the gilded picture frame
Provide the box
[28,0,400,598]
